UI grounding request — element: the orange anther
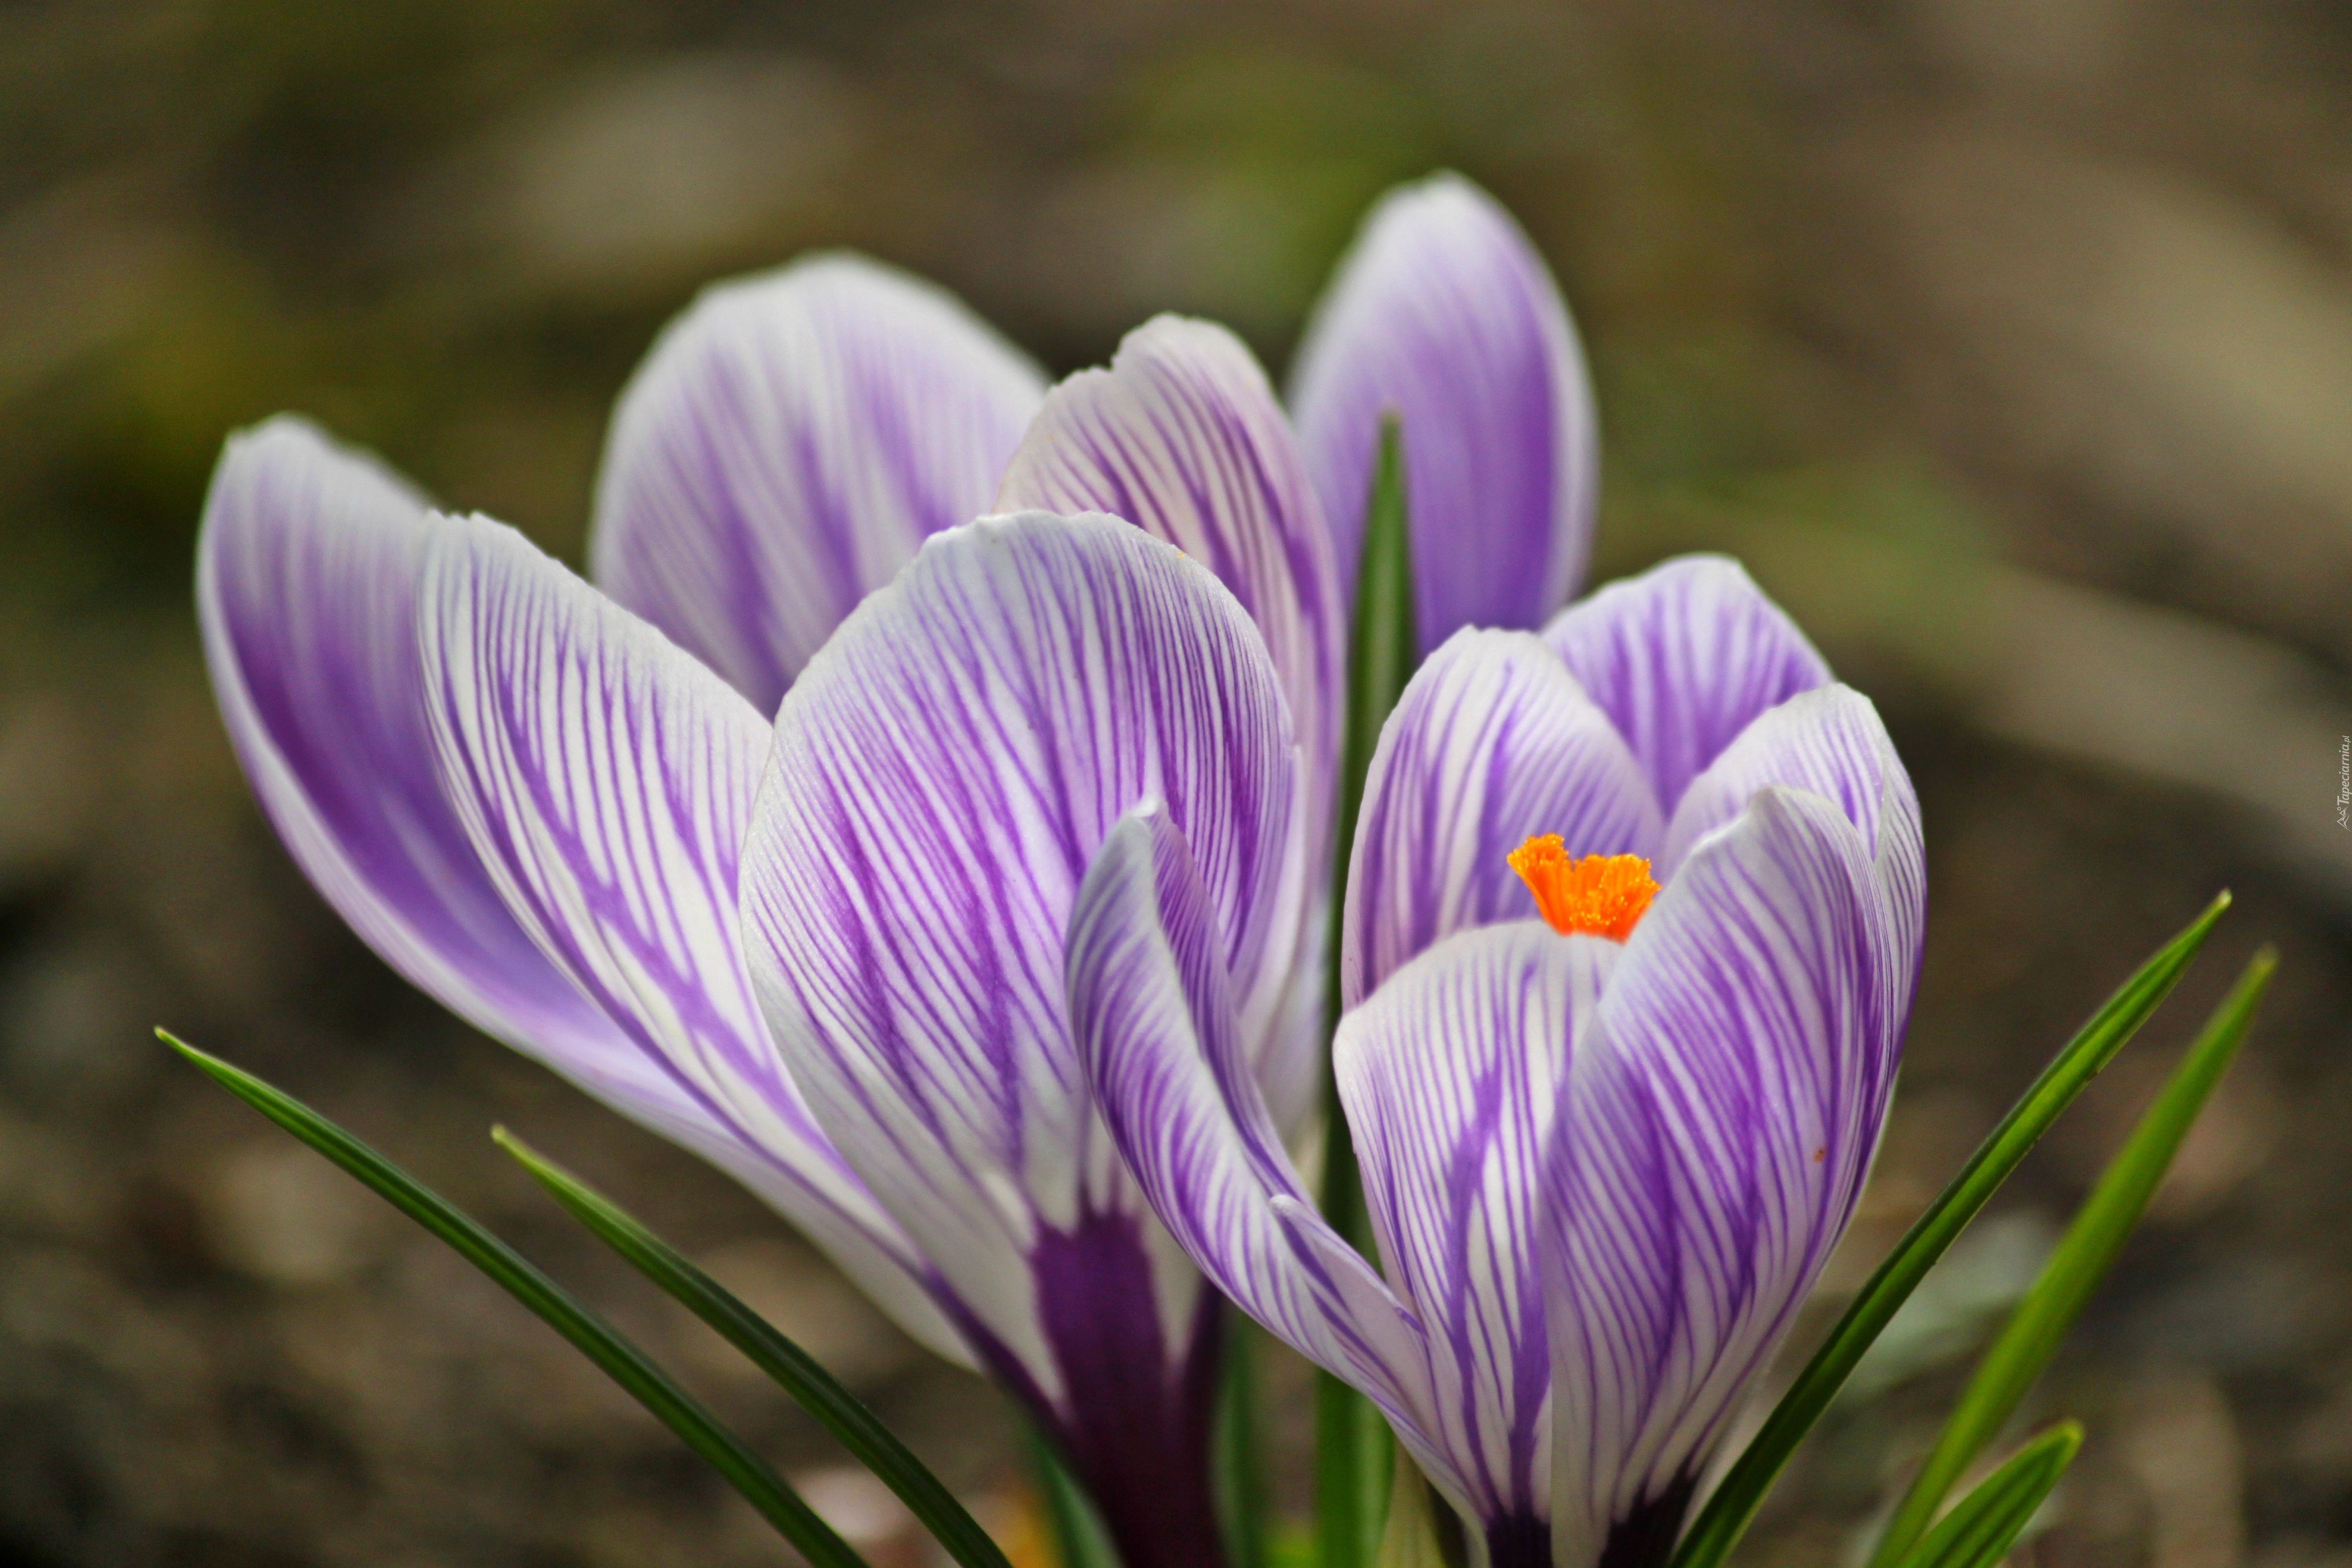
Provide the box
[1505,836,1658,943]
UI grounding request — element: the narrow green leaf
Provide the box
[1330,413,1421,885]
[1889,1423,2081,1568]
[492,1128,1011,1568]
[1214,1315,1269,1568]
[157,1031,867,1568]
[1317,1373,1395,1568]
[1869,948,2275,1567]
[1025,1422,1121,1568]
[1668,891,2233,1568]
[1319,414,1416,1568]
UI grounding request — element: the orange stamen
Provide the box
[1506,836,1659,942]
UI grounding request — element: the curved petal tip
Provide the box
[1291,173,1597,650]
[593,252,1047,714]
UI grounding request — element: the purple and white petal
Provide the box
[1869,744,1927,1012]
[998,315,1344,827]
[1335,921,1617,1536]
[1660,684,1902,874]
[198,419,693,1135]
[1343,630,1662,1009]
[1542,788,1905,1568]
[1661,683,1927,1020]
[415,513,960,1358]
[592,253,1047,716]
[740,513,1303,1407]
[1070,804,1454,1498]
[1541,555,1832,815]
[998,316,1343,1127]
[1289,173,1597,651]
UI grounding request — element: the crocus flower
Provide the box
[1075,557,1925,1568]
[199,168,1595,1566]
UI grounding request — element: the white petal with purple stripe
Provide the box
[593,253,1047,715]
[416,514,958,1357]
[1070,804,1459,1500]
[1336,921,1617,1534]
[199,421,715,1152]
[740,512,1304,1406]
[1542,787,1910,1568]
[1542,556,1831,814]
[1662,683,1927,1012]
[998,315,1342,823]
[999,316,1344,1129]
[1290,173,1597,652]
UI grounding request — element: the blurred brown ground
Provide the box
[0,1,2347,1565]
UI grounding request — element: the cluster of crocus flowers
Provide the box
[198,162,1920,1568]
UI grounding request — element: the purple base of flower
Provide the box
[1485,1510,1552,1568]
[955,1208,1228,1568]
[1596,1470,1698,1568]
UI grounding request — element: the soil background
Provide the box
[1,2,2348,1566]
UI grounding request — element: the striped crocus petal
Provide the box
[1665,684,1927,1085]
[1541,555,1832,816]
[998,314,1344,1126]
[1335,920,1617,1563]
[1663,682,1924,908]
[1289,172,1597,652]
[416,513,963,1360]
[1543,787,1913,1568]
[1342,629,1663,1009]
[1070,803,1455,1502]
[740,514,1305,1568]
[592,253,1047,716]
[198,420,709,1151]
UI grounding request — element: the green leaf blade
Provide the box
[492,1128,1013,1568]
[158,1032,868,1568]
[1319,414,1417,1568]
[1890,1423,2081,1568]
[1026,1422,1122,1568]
[1330,412,1421,884]
[1869,947,2275,1567]
[1668,891,2234,1568]
[1215,1317,1270,1568]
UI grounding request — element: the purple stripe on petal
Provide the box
[1542,555,1832,815]
[1543,788,1907,1568]
[1290,173,1597,652]
[1067,804,1461,1503]
[592,253,1047,716]
[1334,921,1617,1530]
[1343,629,1663,1009]
[740,515,1304,1412]
[415,513,962,1360]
